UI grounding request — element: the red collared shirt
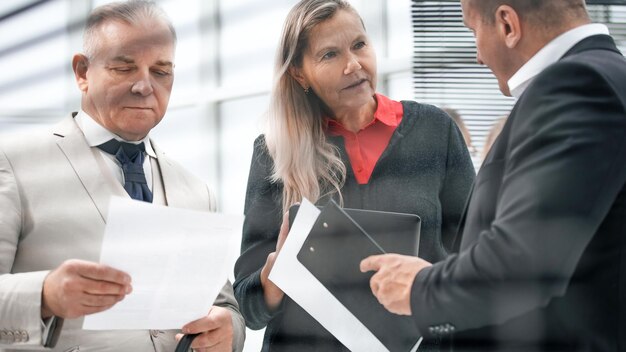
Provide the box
[327,94,404,184]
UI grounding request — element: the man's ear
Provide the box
[288,65,308,90]
[72,54,89,92]
[495,5,522,48]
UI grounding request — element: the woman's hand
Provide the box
[260,210,291,311]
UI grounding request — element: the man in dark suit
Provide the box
[361,0,626,350]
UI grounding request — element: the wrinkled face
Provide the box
[294,9,377,116]
[462,0,512,96]
[76,19,175,141]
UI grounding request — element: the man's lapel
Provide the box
[53,113,112,222]
[151,141,213,211]
[152,141,190,209]
[451,182,474,253]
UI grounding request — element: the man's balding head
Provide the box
[466,0,588,28]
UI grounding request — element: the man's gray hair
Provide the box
[83,0,176,58]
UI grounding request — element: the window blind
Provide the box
[411,0,626,162]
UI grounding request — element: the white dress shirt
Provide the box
[74,110,156,191]
[508,23,610,98]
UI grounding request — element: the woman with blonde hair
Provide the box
[233,0,475,350]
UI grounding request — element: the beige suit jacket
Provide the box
[0,114,245,351]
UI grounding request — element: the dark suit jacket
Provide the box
[410,35,626,351]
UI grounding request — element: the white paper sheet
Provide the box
[269,199,421,352]
[83,196,242,330]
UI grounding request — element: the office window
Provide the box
[220,0,288,92]
[411,1,626,162]
[0,0,69,116]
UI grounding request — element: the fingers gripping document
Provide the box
[269,199,422,352]
[83,196,242,330]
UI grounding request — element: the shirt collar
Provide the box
[508,23,609,98]
[373,93,401,127]
[327,93,401,132]
[74,109,157,158]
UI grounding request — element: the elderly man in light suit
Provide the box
[0,1,244,351]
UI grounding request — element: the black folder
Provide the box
[291,201,421,352]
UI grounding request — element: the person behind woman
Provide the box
[233,0,475,350]
[480,116,508,162]
[442,107,475,155]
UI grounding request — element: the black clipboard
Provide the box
[291,200,421,352]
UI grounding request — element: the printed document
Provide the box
[83,196,242,330]
[270,199,422,352]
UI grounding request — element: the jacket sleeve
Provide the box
[0,149,63,349]
[213,280,246,352]
[233,136,284,330]
[439,115,476,254]
[200,182,245,351]
[410,61,626,336]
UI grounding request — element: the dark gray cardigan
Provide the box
[233,100,475,351]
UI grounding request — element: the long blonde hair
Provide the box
[265,0,356,213]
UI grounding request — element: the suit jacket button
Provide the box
[150,329,159,338]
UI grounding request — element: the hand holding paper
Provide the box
[175,306,234,352]
[42,259,132,319]
[83,197,243,330]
